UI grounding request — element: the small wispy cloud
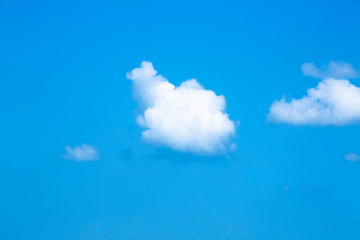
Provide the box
[344,153,360,162]
[280,185,329,194]
[302,61,358,79]
[62,144,99,161]
[268,62,360,125]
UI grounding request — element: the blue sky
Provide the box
[2,0,360,239]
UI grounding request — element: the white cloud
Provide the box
[302,61,358,79]
[344,153,360,162]
[127,61,236,154]
[62,144,99,161]
[268,62,360,125]
[269,79,360,125]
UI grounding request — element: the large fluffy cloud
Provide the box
[268,62,360,125]
[127,61,236,154]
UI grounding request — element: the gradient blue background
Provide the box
[1,0,360,239]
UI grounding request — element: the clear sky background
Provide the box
[1,0,360,239]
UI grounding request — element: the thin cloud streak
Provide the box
[62,144,99,161]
